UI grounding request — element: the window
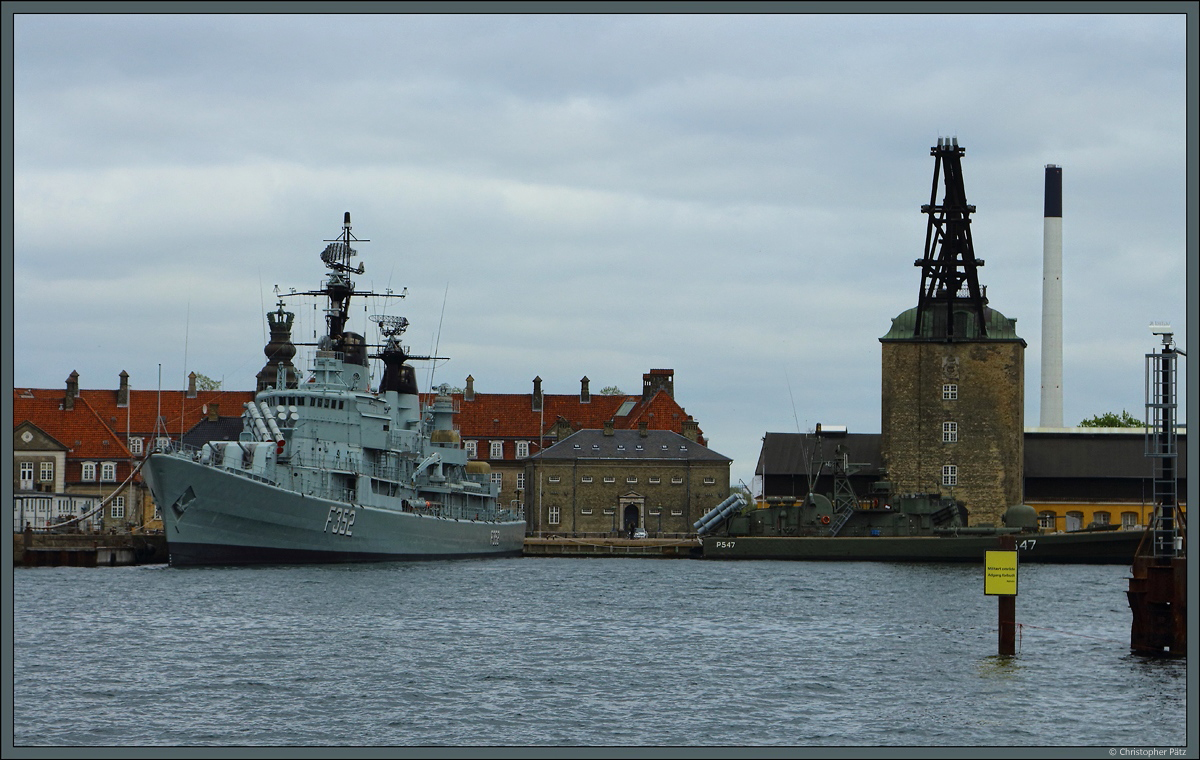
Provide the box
[548,475,560,483]
[39,462,54,481]
[943,384,958,400]
[490,473,503,489]
[516,473,525,491]
[156,437,171,451]
[129,437,143,455]
[943,422,958,443]
[465,441,477,459]
[671,509,683,516]
[1038,511,1056,530]
[648,476,660,484]
[20,462,33,485]
[37,500,49,513]
[1092,511,1110,526]
[941,465,957,486]
[1121,512,1139,529]
[57,499,72,515]
[703,477,715,485]
[603,476,616,484]
[581,476,593,483]
[516,441,529,458]
[581,508,593,515]
[626,476,637,484]
[81,462,97,481]
[110,497,125,519]
[548,506,560,525]
[671,476,683,484]
[1065,511,1084,531]
[490,441,503,459]
[101,462,117,482]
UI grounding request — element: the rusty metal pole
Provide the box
[998,534,1016,655]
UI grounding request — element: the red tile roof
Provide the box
[432,389,704,444]
[13,392,131,460]
[9,385,258,440]
[79,387,256,438]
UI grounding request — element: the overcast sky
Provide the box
[11,10,1192,488]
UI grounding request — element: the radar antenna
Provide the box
[370,314,410,342]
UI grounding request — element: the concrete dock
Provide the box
[14,530,168,567]
[523,536,702,558]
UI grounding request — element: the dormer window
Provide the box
[465,441,478,459]
[128,437,144,455]
[516,441,530,458]
[101,462,117,482]
[81,462,96,481]
[490,441,503,459]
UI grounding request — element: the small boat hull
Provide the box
[701,529,1143,564]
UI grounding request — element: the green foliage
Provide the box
[1079,409,1142,428]
[193,373,222,391]
[599,385,624,395]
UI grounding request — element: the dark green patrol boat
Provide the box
[698,440,1142,564]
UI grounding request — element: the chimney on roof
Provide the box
[532,376,543,412]
[682,416,699,442]
[117,370,130,408]
[207,402,220,422]
[580,376,590,403]
[642,369,674,400]
[465,375,475,402]
[65,371,79,410]
[638,420,648,437]
[603,419,615,436]
[187,372,198,399]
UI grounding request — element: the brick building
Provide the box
[446,369,705,517]
[12,371,255,531]
[880,306,1026,525]
[524,424,732,537]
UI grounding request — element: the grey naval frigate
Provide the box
[143,213,526,565]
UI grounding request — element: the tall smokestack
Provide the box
[1040,164,1063,427]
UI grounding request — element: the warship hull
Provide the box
[701,529,1143,564]
[146,453,525,567]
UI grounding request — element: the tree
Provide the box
[1079,409,1142,428]
[193,373,222,391]
[599,385,624,395]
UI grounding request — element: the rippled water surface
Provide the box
[12,558,1189,748]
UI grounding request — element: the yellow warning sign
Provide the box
[984,550,1018,596]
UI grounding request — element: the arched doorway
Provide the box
[619,493,644,538]
[623,504,640,538]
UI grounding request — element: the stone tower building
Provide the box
[879,139,1026,526]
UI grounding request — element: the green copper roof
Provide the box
[881,305,1024,342]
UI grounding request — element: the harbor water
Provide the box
[12,557,1188,748]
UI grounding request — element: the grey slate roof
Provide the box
[1024,431,1188,479]
[757,432,885,477]
[182,416,246,448]
[533,429,731,463]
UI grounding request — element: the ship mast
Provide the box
[319,211,367,354]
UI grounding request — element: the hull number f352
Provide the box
[325,507,356,536]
